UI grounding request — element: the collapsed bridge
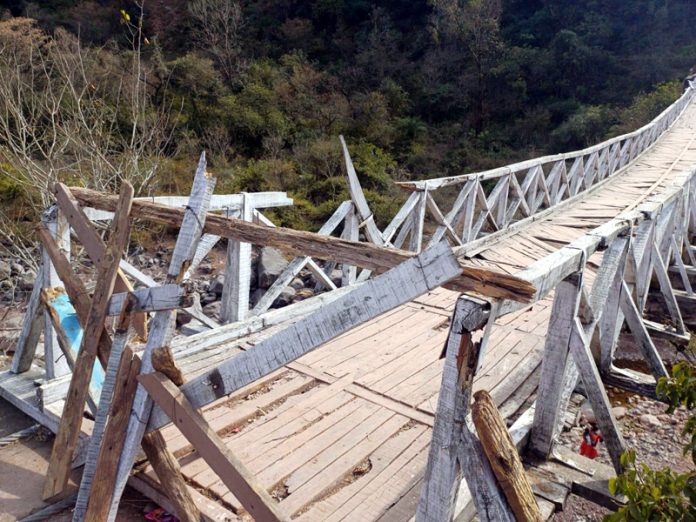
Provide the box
[2,80,696,521]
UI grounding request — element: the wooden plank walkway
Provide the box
[143,96,696,520]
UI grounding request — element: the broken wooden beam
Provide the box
[68,186,536,302]
[106,284,195,316]
[472,390,543,522]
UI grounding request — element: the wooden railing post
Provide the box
[220,192,252,324]
[42,205,72,379]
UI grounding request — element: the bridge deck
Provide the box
[145,97,696,521]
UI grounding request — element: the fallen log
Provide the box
[69,186,535,302]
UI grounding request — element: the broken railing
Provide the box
[416,165,696,521]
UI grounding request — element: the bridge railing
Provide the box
[344,82,695,255]
[416,163,696,520]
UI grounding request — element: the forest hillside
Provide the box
[1,0,695,240]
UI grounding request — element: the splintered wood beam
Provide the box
[141,430,203,522]
[37,225,112,368]
[69,187,536,302]
[416,296,514,522]
[151,346,185,386]
[43,182,134,500]
[472,390,543,522]
[84,348,141,521]
[54,182,149,340]
[140,372,288,522]
[147,241,463,430]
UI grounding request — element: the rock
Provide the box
[290,277,305,290]
[294,288,315,301]
[201,292,217,305]
[18,273,35,291]
[176,311,192,327]
[10,262,24,276]
[198,262,213,275]
[258,247,288,289]
[210,274,225,296]
[273,287,296,307]
[578,400,596,424]
[250,288,265,308]
[612,406,627,420]
[202,301,222,320]
[330,269,343,287]
[0,260,11,280]
[639,413,661,427]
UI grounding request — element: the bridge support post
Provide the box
[416,296,515,522]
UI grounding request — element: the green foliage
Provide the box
[606,362,696,521]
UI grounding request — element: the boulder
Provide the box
[294,288,315,301]
[273,287,296,308]
[0,260,11,281]
[10,262,24,276]
[210,274,225,296]
[330,269,343,287]
[200,292,218,305]
[202,301,222,320]
[290,277,305,290]
[18,272,35,291]
[250,288,265,308]
[639,413,660,427]
[258,247,288,289]
[612,406,627,420]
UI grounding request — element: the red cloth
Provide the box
[579,428,603,459]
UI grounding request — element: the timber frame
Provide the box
[1,82,696,521]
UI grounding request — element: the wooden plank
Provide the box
[650,242,686,333]
[140,372,288,522]
[53,182,148,339]
[341,205,359,284]
[69,186,536,302]
[84,348,142,521]
[105,156,217,522]
[73,295,135,521]
[10,264,46,373]
[147,241,463,429]
[106,284,195,316]
[142,430,203,522]
[472,390,543,522]
[43,182,134,500]
[220,192,252,323]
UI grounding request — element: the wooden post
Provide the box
[140,372,288,522]
[10,264,46,373]
[43,182,134,500]
[341,205,359,284]
[84,348,142,521]
[42,206,72,379]
[73,295,135,521]
[220,192,252,324]
[530,273,582,457]
[416,296,515,522]
[472,390,543,522]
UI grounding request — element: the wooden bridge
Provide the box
[3,80,696,521]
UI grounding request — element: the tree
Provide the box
[188,0,245,85]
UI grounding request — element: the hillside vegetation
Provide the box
[1,0,695,243]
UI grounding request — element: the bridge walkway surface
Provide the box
[143,96,696,520]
